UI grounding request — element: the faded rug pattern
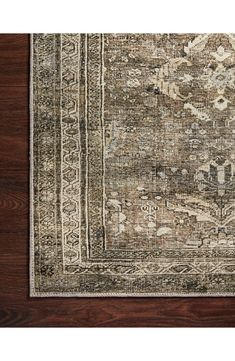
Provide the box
[31,34,235,296]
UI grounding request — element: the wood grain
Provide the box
[0,34,235,327]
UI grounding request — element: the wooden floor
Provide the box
[0,34,235,327]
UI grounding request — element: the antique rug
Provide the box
[30,34,235,296]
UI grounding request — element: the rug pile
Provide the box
[31,34,235,296]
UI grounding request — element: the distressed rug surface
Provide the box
[31,34,235,296]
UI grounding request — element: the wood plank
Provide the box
[0,34,28,86]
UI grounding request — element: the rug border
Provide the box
[30,291,235,297]
[29,33,234,298]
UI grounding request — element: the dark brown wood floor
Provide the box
[0,34,235,327]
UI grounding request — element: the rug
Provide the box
[30,34,235,296]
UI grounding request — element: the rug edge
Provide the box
[30,291,235,297]
[29,33,35,298]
